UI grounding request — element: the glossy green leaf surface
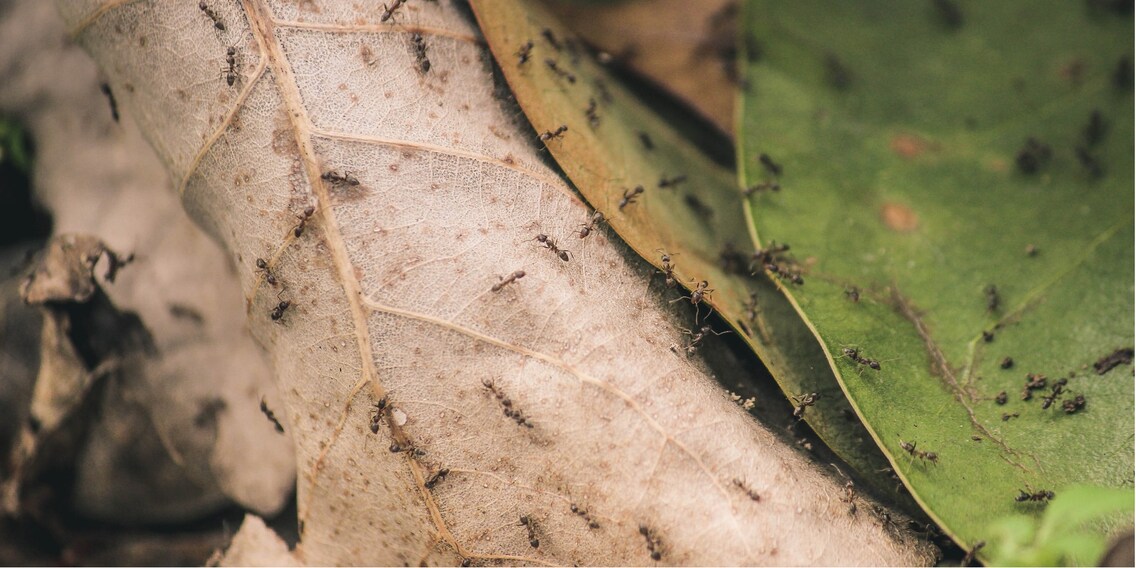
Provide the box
[469,0,914,504]
[739,0,1134,561]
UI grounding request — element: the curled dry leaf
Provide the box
[58,0,936,565]
[0,0,292,526]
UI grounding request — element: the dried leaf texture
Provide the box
[1,0,292,524]
[58,1,936,565]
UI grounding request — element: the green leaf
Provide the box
[469,0,917,504]
[740,0,1134,561]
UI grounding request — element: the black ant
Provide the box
[962,541,986,566]
[845,286,860,302]
[637,131,654,150]
[321,170,359,186]
[482,379,533,428]
[658,174,687,189]
[410,33,430,73]
[424,468,450,489]
[618,185,644,210]
[657,249,677,288]
[519,515,539,548]
[1040,378,1067,409]
[255,258,278,286]
[1062,394,1086,414]
[1014,488,1055,503]
[842,347,881,370]
[672,324,731,355]
[763,261,803,284]
[491,270,525,292]
[292,205,315,238]
[369,396,387,434]
[534,234,570,261]
[577,211,604,238]
[898,437,939,465]
[270,299,290,321]
[540,28,561,51]
[758,153,782,176]
[791,392,819,420]
[670,279,714,322]
[544,58,576,83]
[539,124,568,142]
[379,0,406,23]
[1000,356,1014,369]
[584,98,600,128]
[569,503,600,529]
[985,284,999,313]
[259,397,285,433]
[516,40,533,65]
[198,1,224,30]
[743,290,758,322]
[731,478,761,502]
[743,181,780,196]
[639,524,663,561]
[221,46,238,86]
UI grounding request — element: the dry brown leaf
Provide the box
[56,0,936,564]
[0,0,292,525]
[548,0,739,135]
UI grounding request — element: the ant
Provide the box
[618,185,644,210]
[842,347,881,370]
[763,261,803,285]
[221,46,238,87]
[985,284,999,313]
[516,40,533,65]
[198,1,224,30]
[255,258,278,286]
[1014,488,1054,503]
[962,541,986,565]
[577,211,604,238]
[482,379,533,428]
[1062,394,1086,414]
[424,468,450,489]
[519,515,539,548]
[845,286,860,303]
[657,174,687,189]
[321,170,359,186]
[743,290,758,322]
[491,270,525,292]
[743,181,780,196]
[410,33,430,73]
[292,205,315,238]
[270,299,290,321]
[369,396,387,434]
[637,131,654,150]
[791,392,819,420]
[898,437,939,465]
[672,324,731,355]
[657,250,677,288]
[1040,378,1067,409]
[540,28,561,51]
[670,279,714,322]
[758,153,783,176]
[534,234,570,261]
[584,98,600,128]
[379,0,406,23]
[539,124,568,142]
[639,524,663,561]
[570,503,600,529]
[544,58,576,83]
[259,397,285,433]
[731,478,761,502]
